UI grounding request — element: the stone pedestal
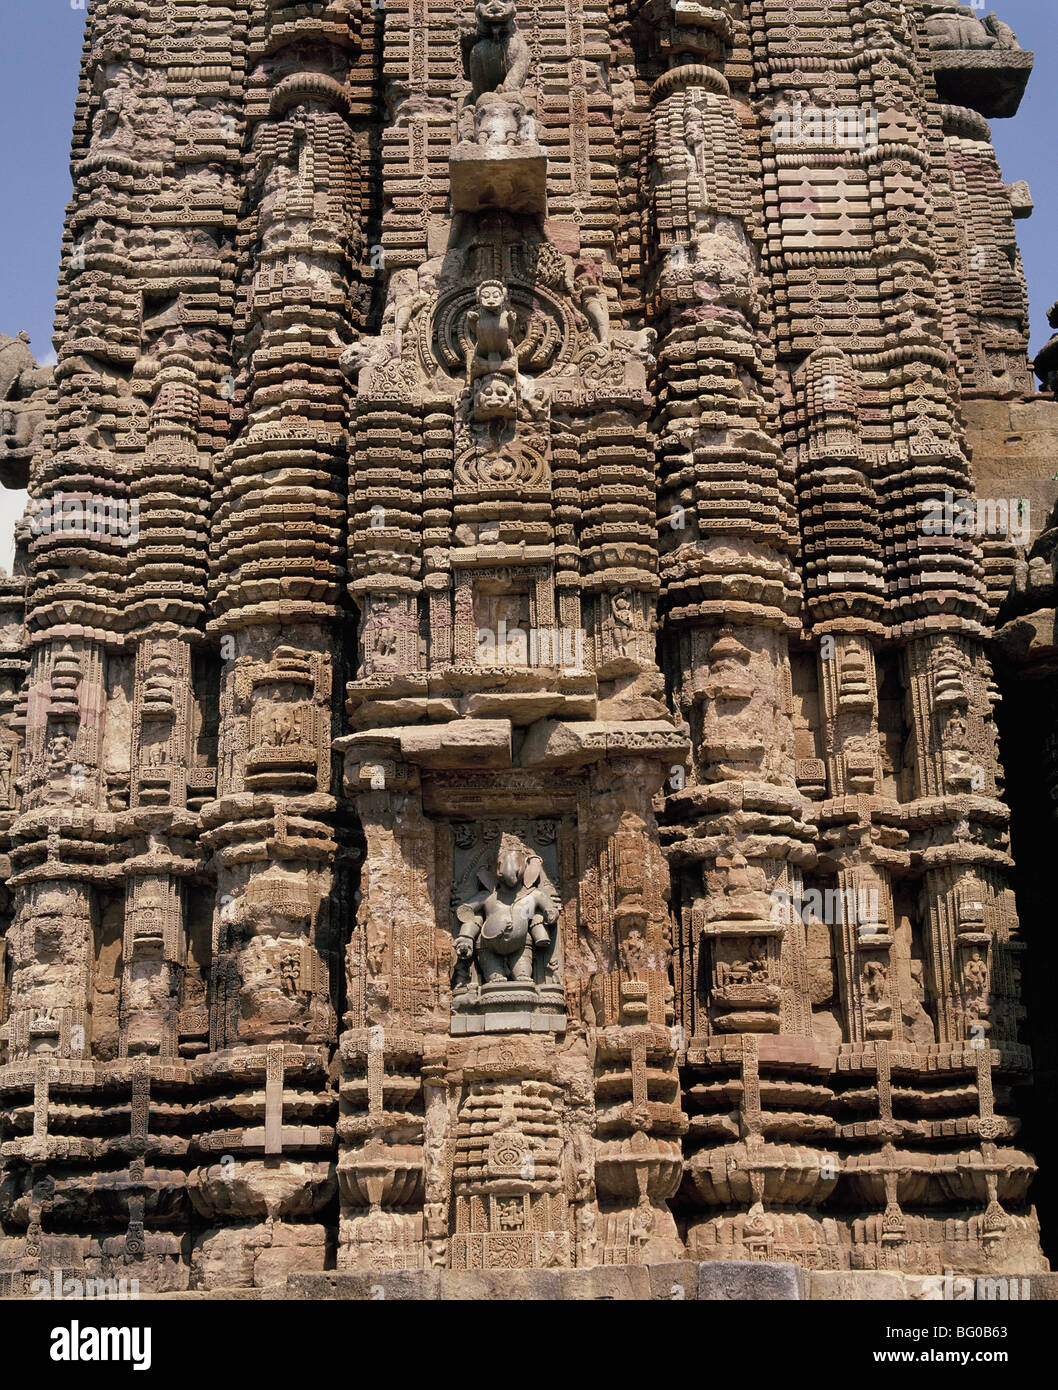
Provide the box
[449,144,548,215]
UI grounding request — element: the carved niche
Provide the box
[449,821,565,1034]
[132,638,193,807]
[232,646,331,794]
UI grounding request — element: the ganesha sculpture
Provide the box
[451,833,565,1034]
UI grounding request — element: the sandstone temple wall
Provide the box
[0,0,1054,1296]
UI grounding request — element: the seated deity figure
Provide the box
[454,837,559,985]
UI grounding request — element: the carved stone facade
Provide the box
[0,0,1055,1297]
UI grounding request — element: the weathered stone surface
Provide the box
[0,333,53,490]
[697,1262,805,1302]
[450,144,548,215]
[0,0,1054,1301]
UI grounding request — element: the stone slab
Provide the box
[697,1260,805,1300]
[450,144,548,215]
[280,1261,803,1300]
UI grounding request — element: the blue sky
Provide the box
[0,1,1054,565]
[0,3,87,367]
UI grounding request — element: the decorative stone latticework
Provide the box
[0,0,1054,1295]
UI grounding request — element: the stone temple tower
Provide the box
[0,0,1053,1297]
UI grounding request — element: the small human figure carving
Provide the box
[453,836,559,985]
[863,958,888,1003]
[392,261,440,356]
[279,949,300,995]
[367,937,388,976]
[619,926,650,977]
[683,104,706,176]
[963,949,990,1021]
[611,593,639,656]
[964,949,988,992]
[467,280,520,411]
[574,259,610,352]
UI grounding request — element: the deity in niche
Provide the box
[266,705,306,747]
[610,594,640,657]
[448,822,565,1032]
[47,729,74,775]
[141,738,169,769]
[963,949,990,1024]
[251,697,310,753]
[619,926,650,977]
[683,105,706,176]
[863,958,888,1002]
[861,958,892,1036]
[724,939,769,986]
[454,835,559,984]
[474,588,532,666]
[279,949,301,996]
[0,741,13,807]
[362,592,412,673]
[240,650,326,793]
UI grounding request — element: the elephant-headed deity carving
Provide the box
[454,834,558,985]
[472,89,537,147]
[450,828,565,1034]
